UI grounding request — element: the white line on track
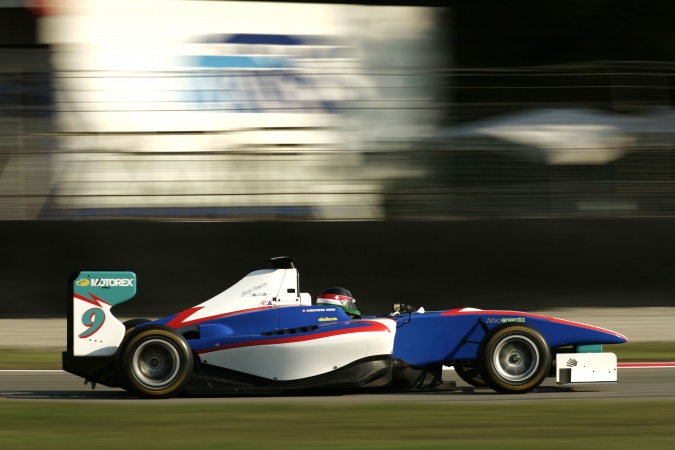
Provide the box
[618,362,675,368]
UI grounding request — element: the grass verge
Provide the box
[0,400,674,449]
[0,347,62,370]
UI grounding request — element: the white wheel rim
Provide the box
[131,338,181,390]
[492,334,539,383]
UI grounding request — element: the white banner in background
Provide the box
[41,0,440,140]
[38,0,443,219]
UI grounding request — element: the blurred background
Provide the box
[4,0,675,221]
[1,0,674,316]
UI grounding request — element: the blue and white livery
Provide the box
[63,257,627,398]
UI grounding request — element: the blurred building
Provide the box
[2,1,675,220]
[0,3,52,219]
[29,0,443,220]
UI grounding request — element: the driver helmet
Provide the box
[317,287,361,319]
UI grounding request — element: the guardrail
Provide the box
[1,219,672,317]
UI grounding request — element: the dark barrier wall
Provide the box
[1,219,673,318]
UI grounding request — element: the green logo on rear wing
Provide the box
[74,271,137,305]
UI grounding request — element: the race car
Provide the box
[63,256,627,398]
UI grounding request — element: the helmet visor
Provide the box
[318,293,360,316]
[340,298,358,315]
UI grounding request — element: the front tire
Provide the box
[118,324,193,399]
[476,324,551,394]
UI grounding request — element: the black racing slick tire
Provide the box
[476,324,551,394]
[454,364,488,388]
[118,324,193,399]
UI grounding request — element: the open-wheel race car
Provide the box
[63,257,627,398]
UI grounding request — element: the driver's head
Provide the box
[317,287,361,319]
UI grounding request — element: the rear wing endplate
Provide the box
[66,271,136,356]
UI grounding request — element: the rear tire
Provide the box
[476,324,551,394]
[118,324,193,399]
[454,363,487,388]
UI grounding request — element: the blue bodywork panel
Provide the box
[152,304,370,354]
[151,305,626,367]
[390,309,626,367]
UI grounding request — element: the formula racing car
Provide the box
[63,257,627,398]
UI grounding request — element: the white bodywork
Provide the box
[71,265,396,382]
[200,319,396,380]
[556,353,618,384]
[73,297,126,356]
[174,267,311,325]
[182,266,396,380]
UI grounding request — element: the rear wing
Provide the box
[66,271,136,356]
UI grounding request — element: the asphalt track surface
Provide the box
[1,367,673,403]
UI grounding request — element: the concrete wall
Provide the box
[1,219,673,318]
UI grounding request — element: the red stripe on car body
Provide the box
[165,305,277,328]
[197,320,391,354]
[73,292,111,307]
